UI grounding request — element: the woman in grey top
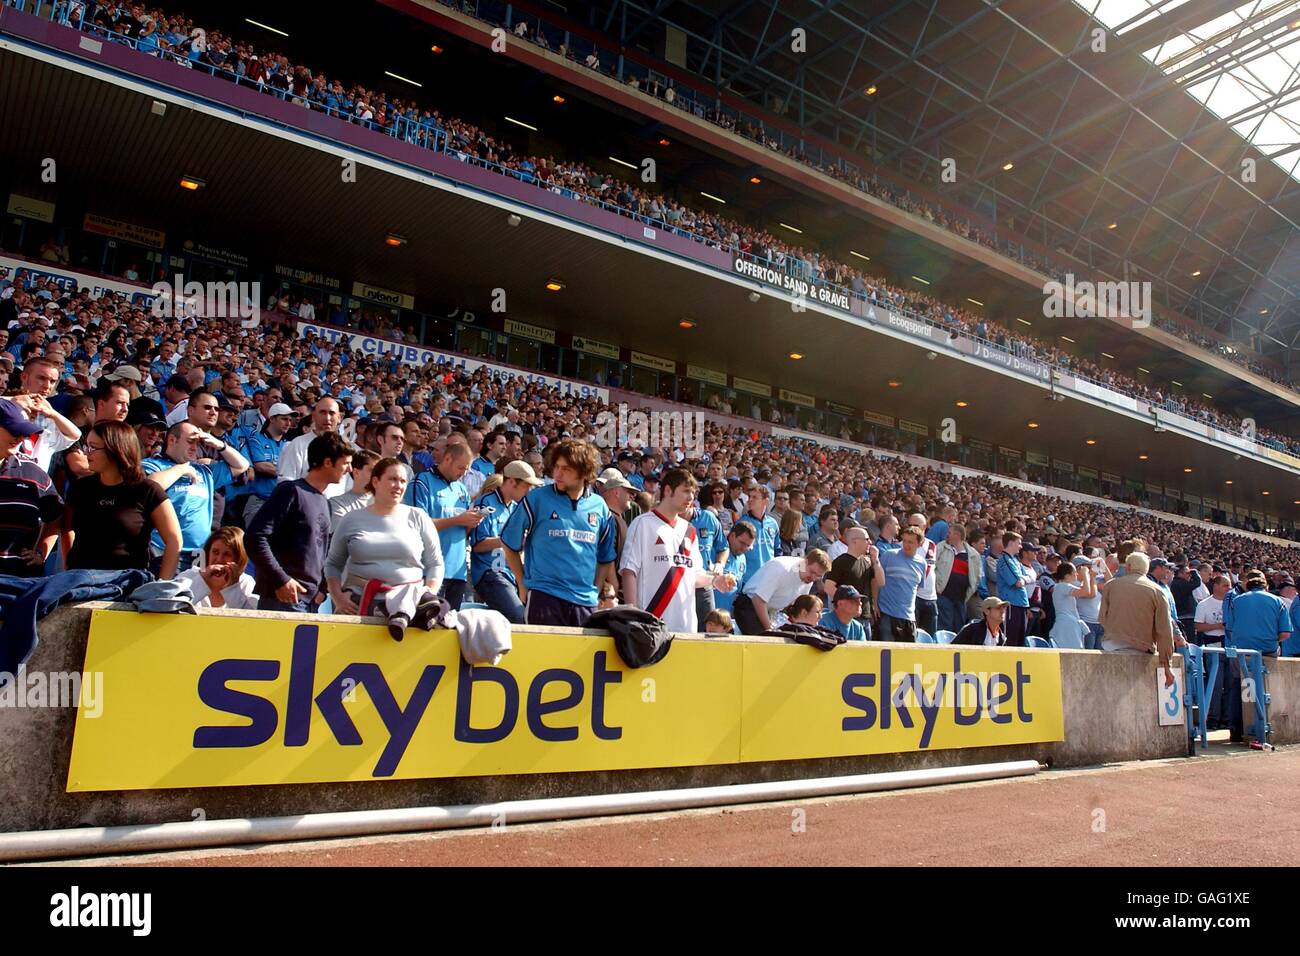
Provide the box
[325,457,444,641]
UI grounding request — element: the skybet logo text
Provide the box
[593,403,705,458]
[1042,273,1151,328]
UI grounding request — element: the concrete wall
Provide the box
[3,602,1290,834]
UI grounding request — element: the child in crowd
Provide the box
[704,609,733,635]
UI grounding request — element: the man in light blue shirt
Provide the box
[877,527,928,641]
[407,442,482,610]
[997,532,1035,646]
[1222,570,1290,742]
[820,586,867,641]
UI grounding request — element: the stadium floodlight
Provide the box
[245,18,288,37]
[504,116,538,131]
[179,176,205,191]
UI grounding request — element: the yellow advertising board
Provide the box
[67,611,1063,792]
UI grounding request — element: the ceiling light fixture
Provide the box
[1101,352,1115,359]
[887,379,901,388]
[850,251,871,261]
[1002,162,1014,171]
[911,275,930,285]
[607,156,637,169]
[384,70,422,88]
[779,222,803,234]
[865,85,877,95]
[1027,421,1039,429]
[1191,269,1201,276]
[179,176,205,191]
[678,319,696,329]
[1085,438,1097,445]
[749,176,762,184]
[545,279,565,291]
[384,233,407,247]
[504,116,538,131]
[1107,222,1118,230]
[1138,454,1148,460]
[699,191,727,204]
[658,137,671,146]
[955,401,968,408]
[431,44,444,53]
[245,18,288,36]
[1060,335,1075,343]
[552,94,565,103]
[967,297,983,306]
[1016,318,1032,326]
[789,352,803,360]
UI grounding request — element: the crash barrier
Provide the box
[4,602,1292,834]
[1179,646,1275,749]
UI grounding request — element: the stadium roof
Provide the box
[575,0,1300,350]
[1079,0,1300,182]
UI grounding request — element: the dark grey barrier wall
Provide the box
[2,602,1285,834]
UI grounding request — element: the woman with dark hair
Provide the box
[62,420,182,577]
[326,457,444,641]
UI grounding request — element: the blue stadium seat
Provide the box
[935,630,957,644]
[916,630,936,643]
[1025,636,1052,649]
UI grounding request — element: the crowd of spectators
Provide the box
[0,264,1297,667]
[19,0,1295,446]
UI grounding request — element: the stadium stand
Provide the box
[0,0,1295,651]
[3,0,1295,455]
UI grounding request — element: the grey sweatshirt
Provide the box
[325,504,444,592]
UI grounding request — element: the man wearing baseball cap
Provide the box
[0,398,63,577]
[469,459,543,624]
[242,403,295,526]
[820,585,866,641]
[953,597,1009,646]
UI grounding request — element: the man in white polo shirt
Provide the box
[1193,574,1230,729]
[732,548,832,635]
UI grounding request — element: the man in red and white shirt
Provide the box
[620,467,735,633]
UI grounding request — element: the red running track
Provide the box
[82,747,1298,867]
